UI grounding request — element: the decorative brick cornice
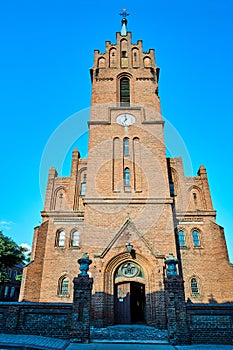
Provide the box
[84,197,173,205]
[136,77,154,81]
[176,210,216,219]
[96,78,114,81]
[142,120,164,125]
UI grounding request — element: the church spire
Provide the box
[120,8,130,36]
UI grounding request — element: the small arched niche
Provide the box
[132,48,139,67]
[188,186,203,210]
[120,39,128,68]
[98,56,106,68]
[54,187,67,210]
[109,48,117,68]
[143,56,152,67]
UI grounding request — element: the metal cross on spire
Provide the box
[120,8,130,36]
[120,8,130,18]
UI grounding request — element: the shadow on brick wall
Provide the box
[91,290,167,328]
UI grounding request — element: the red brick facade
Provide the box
[20,25,233,327]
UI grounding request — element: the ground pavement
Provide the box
[0,324,233,350]
[0,335,233,350]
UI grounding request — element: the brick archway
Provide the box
[103,252,160,326]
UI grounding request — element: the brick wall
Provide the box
[187,303,233,344]
[0,302,72,339]
[0,273,93,342]
[1,290,233,344]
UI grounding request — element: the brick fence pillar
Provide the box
[4,305,19,334]
[70,253,93,343]
[164,253,189,345]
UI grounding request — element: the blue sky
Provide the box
[0,1,233,261]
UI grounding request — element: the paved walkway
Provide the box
[68,346,233,350]
[0,334,69,350]
[91,324,168,343]
[68,344,174,350]
[0,334,233,350]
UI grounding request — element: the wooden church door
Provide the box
[114,281,145,324]
[115,282,131,324]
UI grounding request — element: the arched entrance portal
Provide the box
[114,261,145,324]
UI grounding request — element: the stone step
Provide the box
[91,325,169,344]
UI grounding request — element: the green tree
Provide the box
[0,231,27,283]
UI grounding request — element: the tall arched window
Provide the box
[191,277,199,296]
[80,174,87,196]
[169,182,175,196]
[71,230,80,247]
[58,277,69,296]
[124,168,130,187]
[178,230,186,247]
[120,77,130,106]
[192,230,200,247]
[56,230,65,247]
[123,138,129,156]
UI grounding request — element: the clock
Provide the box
[116,113,135,126]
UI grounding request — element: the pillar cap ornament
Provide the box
[165,253,179,277]
[78,253,92,277]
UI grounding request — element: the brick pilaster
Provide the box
[164,276,189,345]
[4,305,19,334]
[70,276,93,343]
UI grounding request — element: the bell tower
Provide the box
[90,10,161,114]
[83,11,177,326]
[86,11,170,199]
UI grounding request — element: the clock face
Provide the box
[116,113,135,126]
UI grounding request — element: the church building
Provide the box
[20,13,233,328]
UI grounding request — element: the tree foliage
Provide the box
[0,231,27,283]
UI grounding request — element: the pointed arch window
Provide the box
[61,278,69,295]
[192,230,200,247]
[178,230,186,247]
[120,77,130,106]
[124,167,130,187]
[56,230,65,247]
[191,277,199,296]
[123,138,129,156]
[58,276,69,296]
[71,230,80,247]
